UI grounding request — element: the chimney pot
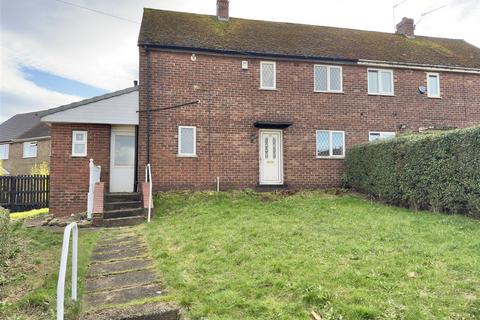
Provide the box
[133,80,138,86]
[396,17,415,38]
[217,0,229,21]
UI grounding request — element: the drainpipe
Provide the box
[145,46,152,165]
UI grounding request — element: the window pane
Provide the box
[380,71,392,93]
[329,67,342,91]
[23,142,37,158]
[272,137,276,159]
[316,131,330,157]
[332,132,344,156]
[369,133,381,141]
[428,75,439,96]
[74,143,86,155]
[114,135,135,165]
[0,144,8,159]
[382,132,396,140]
[261,63,275,88]
[264,137,269,159]
[314,66,328,91]
[75,133,84,142]
[368,70,379,93]
[180,128,195,155]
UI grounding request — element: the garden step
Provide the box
[88,258,153,277]
[105,192,141,203]
[85,269,157,292]
[80,302,180,320]
[255,184,289,192]
[84,283,165,309]
[104,208,144,219]
[105,201,143,211]
[102,216,145,228]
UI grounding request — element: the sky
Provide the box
[0,0,479,122]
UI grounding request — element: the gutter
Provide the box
[11,136,51,143]
[358,59,480,74]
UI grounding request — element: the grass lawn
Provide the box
[0,220,100,319]
[10,208,49,220]
[144,191,480,320]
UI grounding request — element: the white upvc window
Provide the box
[316,130,345,159]
[23,141,37,158]
[427,73,440,98]
[0,144,9,160]
[260,61,276,90]
[368,68,394,95]
[178,126,196,157]
[72,131,87,157]
[314,65,343,92]
[369,131,396,142]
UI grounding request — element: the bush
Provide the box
[0,207,18,285]
[344,126,480,218]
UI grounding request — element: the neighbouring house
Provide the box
[43,1,480,222]
[0,111,51,175]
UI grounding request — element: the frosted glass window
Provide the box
[72,131,87,157]
[314,66,328,91]
[332,132,344,156]
[427,73,440,97]
[316,130,345,158]
[315,65,342,92]
[316,131,330,157]
[369,132,395,142]
[178,126,196,156]
[114,135,135,166]
[260,62,276,89]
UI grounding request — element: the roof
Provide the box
[40,86,138,118]
[138,9,480,69]
[0,111,50,142]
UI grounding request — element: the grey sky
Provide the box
[0,0,479,122]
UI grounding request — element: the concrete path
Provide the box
[80,226,180,320]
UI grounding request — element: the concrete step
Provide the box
[102,216,145,228]
[104,208,144,219]
[80,302,180,320]
[105,192,141,203]
[105,201,143,211]
[255,184,289,192]
[84,283,165,309]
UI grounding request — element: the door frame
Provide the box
[259,129,284,185]
[109,125,136,192]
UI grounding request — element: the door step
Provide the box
[95,192,145,227]
[255,184,289,192]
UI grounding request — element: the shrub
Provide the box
[0,207,19,285]
[344,126,480,218]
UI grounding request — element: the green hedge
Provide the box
[344,127,480,218]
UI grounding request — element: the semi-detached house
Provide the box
[42,0,480,223]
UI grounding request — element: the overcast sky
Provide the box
[0,0,479,122]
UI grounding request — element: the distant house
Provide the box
[42,0,480,222]
[0,111,51,175]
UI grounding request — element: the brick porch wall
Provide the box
[49,123,110,217]
[138,49,480,191]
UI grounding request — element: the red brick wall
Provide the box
[50,123,110,216]
[138,49,480,191]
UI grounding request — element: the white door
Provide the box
[110,126,136,192]
[259,130,283,185]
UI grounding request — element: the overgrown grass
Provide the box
[10,208,49,220]
[0,218,99,319]
[144,191,480,320]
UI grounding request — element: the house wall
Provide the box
[49,123,110,217]
[2,139,50,175]
[138,49,480,191]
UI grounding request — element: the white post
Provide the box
[57,222,78,320]
[87,159,101,220]
[145,164,152,223]
[216,176,220,192]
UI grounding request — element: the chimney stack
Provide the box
[396,17,415,38]
[217,0,229,21]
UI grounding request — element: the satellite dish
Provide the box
[418,86,427,94]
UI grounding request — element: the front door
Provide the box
[259,130,283,185]
[110,126,136,192]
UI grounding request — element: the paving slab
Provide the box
[91,247,148,262]
[89,259,153,277]
[97,235,140,246]
[93,242,146,254]
[80,302,180,320]
[84,283,165,307]
[86,269,158,292]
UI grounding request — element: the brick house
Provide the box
[43,1,480,221]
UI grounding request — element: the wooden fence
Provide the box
[0,175,50,212]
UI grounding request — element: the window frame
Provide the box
[71,130,88,157]
[367,68,394,96]
[316,130,346,159]
[369,131,396,142]
[0,144,9,160]
[259,61,276,90]
[23,141,38,158]
[178,126,197,157]
[427,72,441,98]
[314,65,343,93]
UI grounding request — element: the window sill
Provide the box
[316,156,345,160]
[177,154,198,158]
[259,88,278,91]
[314,90,344,94]
[368,93,395,97]
[427,96,441,99]
[71,154,87,158]
[22,156,37,159]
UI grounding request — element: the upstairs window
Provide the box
[427,73,440,98]
[0,144,9,160]
[72,131,87,157]
[260,61,276,89]
[369,131,396,142]
[368,69,394,95]
[314,65,343,92]
[178,126,196,157]
[316,130,345,158]
[23,141,37,158]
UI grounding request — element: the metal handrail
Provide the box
[56,222,78,320]
[145,163,152,223]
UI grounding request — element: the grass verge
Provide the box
[144,190,480,320]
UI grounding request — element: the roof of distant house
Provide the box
[138,8,480,69]
[0,111,50,143]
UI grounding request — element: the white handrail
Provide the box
[56,222,78,320]
[145,163,152,223]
